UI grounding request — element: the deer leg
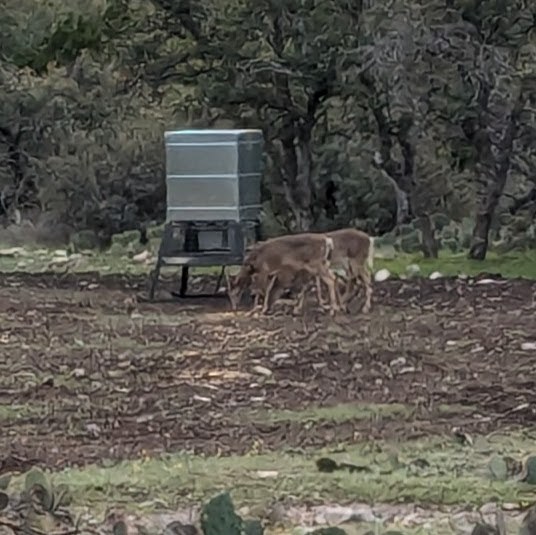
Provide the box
[316,278,334,312]
[316,276,327,306]
[319,268,340,316]
[292,288,306,315]
[336,274,353,313]
[246,292,263,316]
[357,266,372,313]
[261,273,279,315]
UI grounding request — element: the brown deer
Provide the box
[315,228,374,313]
[226,233,340,315]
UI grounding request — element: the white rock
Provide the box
[71,368,86,378]
[429,271,443,280]
[192,394,212,403]
[521,342,536,351]
[313,505,376,525]
[374,268,391,282]
[252,365,273,377]
[132,250,150,262]
[0,247,26,257]
[255,470,279,478]
[476,278,497,285]
[50,256,70,265]
[272,352,291,361]
[52,249,68,257]
[406,263,421,276]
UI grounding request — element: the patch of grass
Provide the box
[246,402,412,424]
[243,402,473,426]
[38,431,536,515]
[375,249,536,279]
[2,236,536,279]
[0,403,42,422]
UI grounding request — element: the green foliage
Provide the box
[0,0,535,258]
[24,467,54,510]
[200,492,243,535]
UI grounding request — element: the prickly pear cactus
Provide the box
[113,520,129,535]
[0,491,8,511]
[0,473,11,490]
[243,519,263,535]
[201,492,242,535]
[471,523,498,535]
[523,456,536,485]
[24,467,54,511]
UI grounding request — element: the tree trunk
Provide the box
[468,88,525,260]
[469,211,491,260]
[416,215,438,258]
[275,117,315,232]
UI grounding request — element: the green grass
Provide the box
[243,402,474,426]
[245,402,412,424]
[1,235,536,279]
[0,403,43,422]
[13,431,532,516]
[374,249,536,279]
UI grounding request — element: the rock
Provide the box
[429,271,443,280]
[255,470,278,478]
[192,395,212,403]
[52,249,68,257]
[271,352,291,362]
[71,368,86,378]
[406,264,421,276]
[0,247,27,257]
[49,256,70,265]
[252,365,272,377]
[374,268,391,282]
[521,342,536,351]
[132,250,150,263]
[312,505,376,525]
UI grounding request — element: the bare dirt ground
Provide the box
[0,272,535,473]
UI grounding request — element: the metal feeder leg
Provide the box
[214,266,225,295]
[149,223,173,300]
[179,266,189,297]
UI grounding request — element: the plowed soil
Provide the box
[0,272,535,471]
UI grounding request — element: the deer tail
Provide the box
[325,236,334,262]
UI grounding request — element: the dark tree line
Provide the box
[0,0,535,258]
